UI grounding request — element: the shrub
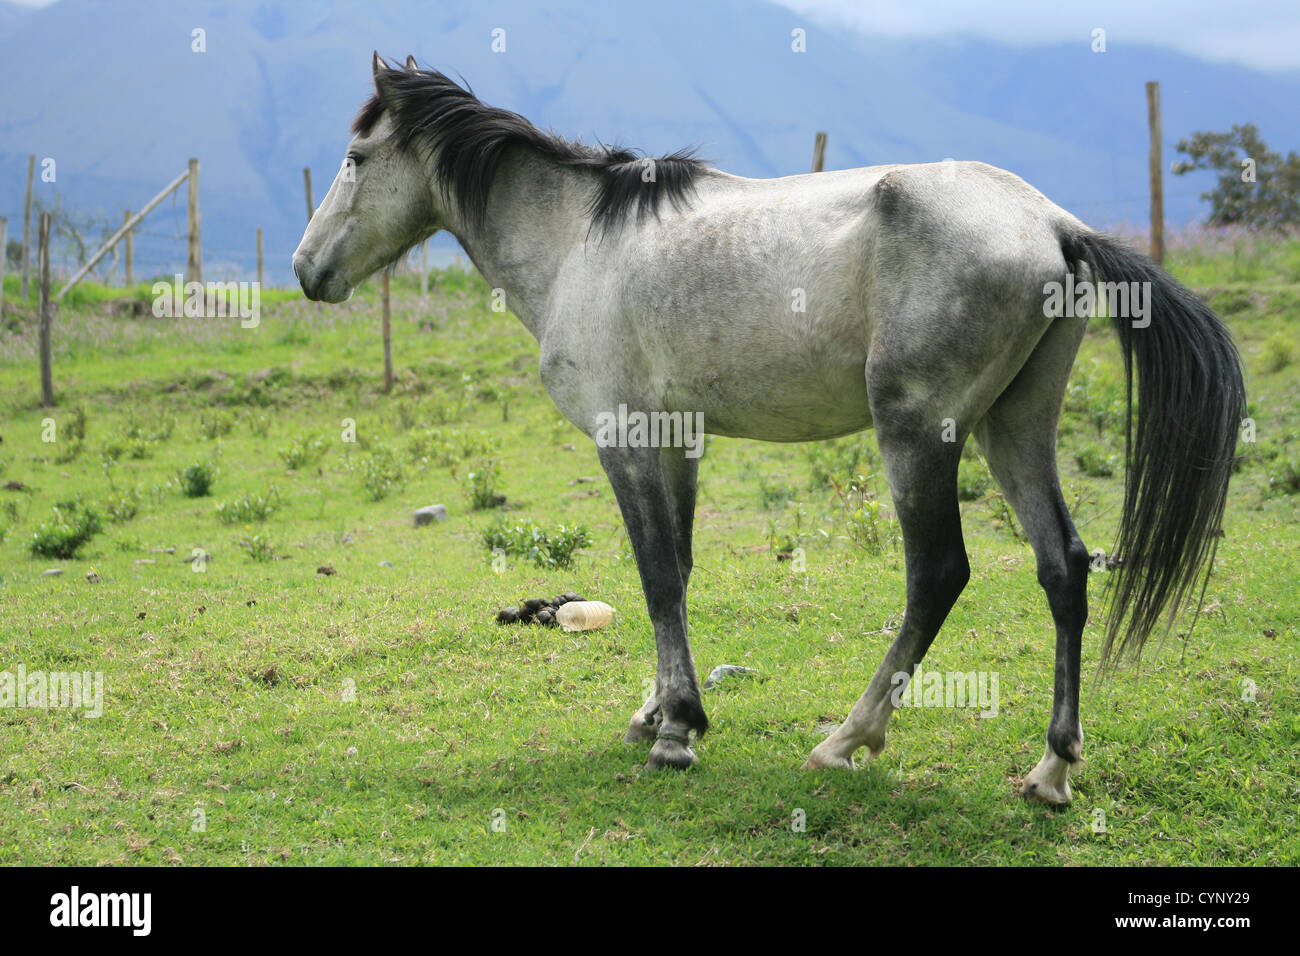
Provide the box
[102,487,142,523]
[65,405,88,442]
[198,410,235,439]
[216,489,279,524]
[247,412,272,437]
[482,521,592,569]
[1064,360,1126,436]
[1267,453,1300,495]
[352,445,403,501]
[243,533,276,562]
[279,435,328,470]
[831,475,896,555]
[463,457,504,510]
[757,475,798,510]
[806,436,878,490]
[53,439,83,464]
[1074,442,1120,478]
[179,462,217,498]
[1261,333,1294,374]
[29,502,103,559]
[957,458,993,501]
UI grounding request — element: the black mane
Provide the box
[354,60,706,234]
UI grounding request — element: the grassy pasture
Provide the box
[0,244,1296,866]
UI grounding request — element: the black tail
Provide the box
[1060,231,1246,665]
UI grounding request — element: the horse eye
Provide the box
[347,152,365,169]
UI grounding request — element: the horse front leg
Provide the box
[624,446,699,744]
[598,444,707,768]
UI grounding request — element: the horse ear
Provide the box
[372,51,397,101]
[404,54,418,71]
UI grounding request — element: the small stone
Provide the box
[41,568,63,577]
[703,664,758,690]
[378,561,394,568]
[134,559,155,566]
[413,504,447,527]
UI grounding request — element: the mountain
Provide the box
[1,0,1297,284]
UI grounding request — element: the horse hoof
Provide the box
[1021,778,1072,805]
[1021,746,1075,805]
[623,719,659,744]
[802,749,855,771]
[646,737,697,770]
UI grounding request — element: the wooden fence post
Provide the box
[21,154,34,298]
[812,131,828,173]
[420,241,428,298]
[0,217,6,314]
[257,227,264,289]
[39,212,54,407]
[186,158,201,285]
[123,210,133,287]
[381,270,393,392]
[1145,81,1164,267]
[303,167,314,222]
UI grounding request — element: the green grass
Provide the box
[0,253,1296,866]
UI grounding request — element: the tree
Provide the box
[1172,124,1300,231]
[31,193,120,281]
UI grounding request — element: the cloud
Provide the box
[775,0,1300,71]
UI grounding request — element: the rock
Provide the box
[413,504,447,527]
[703,664,758,690]
[378,561,394,568]
[41,568,64,577]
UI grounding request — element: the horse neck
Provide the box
[443,149,588,340]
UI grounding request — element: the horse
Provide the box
[294,54,1245,804]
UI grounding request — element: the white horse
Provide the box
[294,55,1244,803]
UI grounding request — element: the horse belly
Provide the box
[660,345,873,442]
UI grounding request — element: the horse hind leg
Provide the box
[974,315,1090,805]
[805,393,970,769]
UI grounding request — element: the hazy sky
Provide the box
[8,0,1299,70]
[776,0,1300,70]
